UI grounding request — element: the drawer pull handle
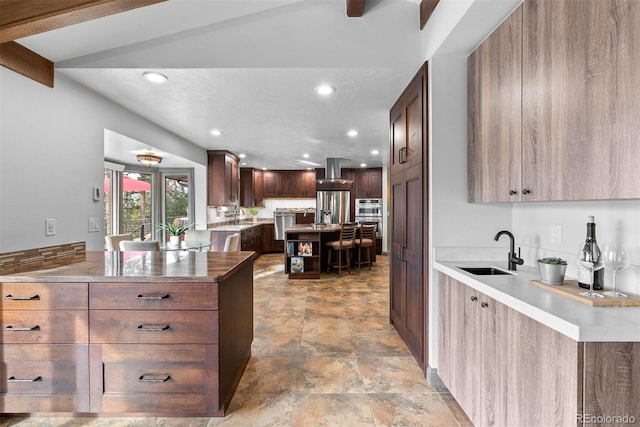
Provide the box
[137,324,170,332]
[5,325,40,332]
[481,302,489,308]
[138,374,171,383]
[470,296,478,302]
[136,294,170,301]
[8,376,42,383]
[5,294,40,301]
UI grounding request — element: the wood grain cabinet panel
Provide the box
[240,168,264,207]
[2,310,88,344]
[90,310,218,344]
[467,4,522,203]
[522,0,640,200]
[207,151,239,206]
[354,168,382,199]
[389,64,428,372]
[0,344,90,413]
[439,273,640,425]
[90,282,218,310]
[1,282,87,309]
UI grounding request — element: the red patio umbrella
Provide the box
[104,176,151,193]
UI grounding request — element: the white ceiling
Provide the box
[17,0,424,170]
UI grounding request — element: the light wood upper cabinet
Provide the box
[469,0,640,202]
[468,4,522,203]
[522,0,640,200]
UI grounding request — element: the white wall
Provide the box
[0,69,207,252]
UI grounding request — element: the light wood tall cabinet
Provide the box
[389,63,428,371]
[468,0,640,202]
[438,273,640,426]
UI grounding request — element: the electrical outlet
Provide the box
[45,218,56,236]
[550,224,562,245]
[89,218,100,232]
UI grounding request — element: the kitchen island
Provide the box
[0,250,256,417]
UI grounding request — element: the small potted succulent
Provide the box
[537,257,568,285]
[158,219,194,247]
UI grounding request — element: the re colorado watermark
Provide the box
[577,414,637,425]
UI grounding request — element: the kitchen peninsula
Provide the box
[0,250,255,417]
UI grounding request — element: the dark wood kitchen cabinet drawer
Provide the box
[90,310,218,344]
[90,344,219,415]
[1,282,87,309]
[0,344,90,412]
[90,282,218,310]
[2,310,88,344]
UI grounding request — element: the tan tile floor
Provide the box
[1,254,472,427]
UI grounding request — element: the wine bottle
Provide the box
[577,216,604,290]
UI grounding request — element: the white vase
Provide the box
[169,235,181,247]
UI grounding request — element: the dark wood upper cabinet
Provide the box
[303,171,316,198]
[354,168,382,199]
[240,168,264,207]
[245,170,316,199]
[280,172,295,198]
[263,171,279,199]
[207,150,239,206]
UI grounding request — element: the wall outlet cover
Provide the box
[45,218,56,236]
[550,224,562,245]
[89,218,100,232]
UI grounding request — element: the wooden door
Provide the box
[263,171,279,198]
[402,163,424,367]
[522,0,640,200]
[389,107,406,176]
[404,73,424,171]
[368,169,382,198]
[389,172,406,329]
[468,4,522,203]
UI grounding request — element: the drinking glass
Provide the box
[577,242,604,298]
[601,242,630,298]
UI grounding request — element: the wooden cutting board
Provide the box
[529,279,640,307]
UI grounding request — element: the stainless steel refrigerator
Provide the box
[316,190,350,225]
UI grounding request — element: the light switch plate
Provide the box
[89,218,100,232]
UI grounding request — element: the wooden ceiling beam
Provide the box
[346,0,366,17]
[0,41,54,87]
[420,0,440,30]
[0,0,166,44]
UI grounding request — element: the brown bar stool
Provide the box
[326,223,356,275]
[355,223,376,271]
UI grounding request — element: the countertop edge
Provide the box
[434,261,640,343]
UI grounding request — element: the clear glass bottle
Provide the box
[577,216,604,290]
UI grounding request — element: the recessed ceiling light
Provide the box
[142,71,168,83]
[239,153,246,158]
[210,129,223,136]
[303,153,310,158]
[315,85,335,96]
[307,167,313,170]
[360,163,367,167]
[371,150,379,155]
[241,162,247,166]
[262,167,267,170]
[347,130,358,137]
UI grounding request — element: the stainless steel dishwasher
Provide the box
[274,211,295,240]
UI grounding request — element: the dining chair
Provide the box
[223,233,241,251]
[105,233,133,251]
[184,230,213,251]
[354,223,376,271]
[119,240,160,251]
[325,223,356,275]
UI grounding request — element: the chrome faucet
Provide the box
[494,230,524,271]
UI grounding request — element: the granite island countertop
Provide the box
[0,250,256,283]
[209,220,274,232]
[435,260,640,342]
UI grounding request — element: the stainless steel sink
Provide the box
[458,267,514,276]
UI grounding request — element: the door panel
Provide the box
[389,172,406,322]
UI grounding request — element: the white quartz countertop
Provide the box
[435,260,640,342]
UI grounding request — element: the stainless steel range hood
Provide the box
[315,158,353,190]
